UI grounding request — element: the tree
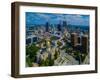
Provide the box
[50,36,57,40]
[81,53,87,62]
[57,41,62,47]
[74,51,82,64]
[39,59,46,66]
[26,44,40,66]
[49,59,54,66]
[39,58,54,66]
[54,50,59,59]
[26,56,33,67]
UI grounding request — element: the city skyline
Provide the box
[26,12,90,27]
[25,12,90,67]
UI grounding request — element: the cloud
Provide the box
[36,13,50,21]
[64,14,89,26]
[26,12,89,26]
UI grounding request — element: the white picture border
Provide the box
[19,5,95,75]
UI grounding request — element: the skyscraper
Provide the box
[57,24,62,31]
[77,36,81,44]
[81,35,88,53]
[45,22,49,32]
[71,33,77,47]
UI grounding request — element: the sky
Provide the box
[26,12,90,26]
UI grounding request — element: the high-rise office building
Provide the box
[71,33,77,47]
[57,24,62,31]
[26,38,31,45]
[77,36,81,44]
[81,35,88,53]
[45,22,49,32]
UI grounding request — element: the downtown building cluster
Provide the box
[26,19,89,67]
